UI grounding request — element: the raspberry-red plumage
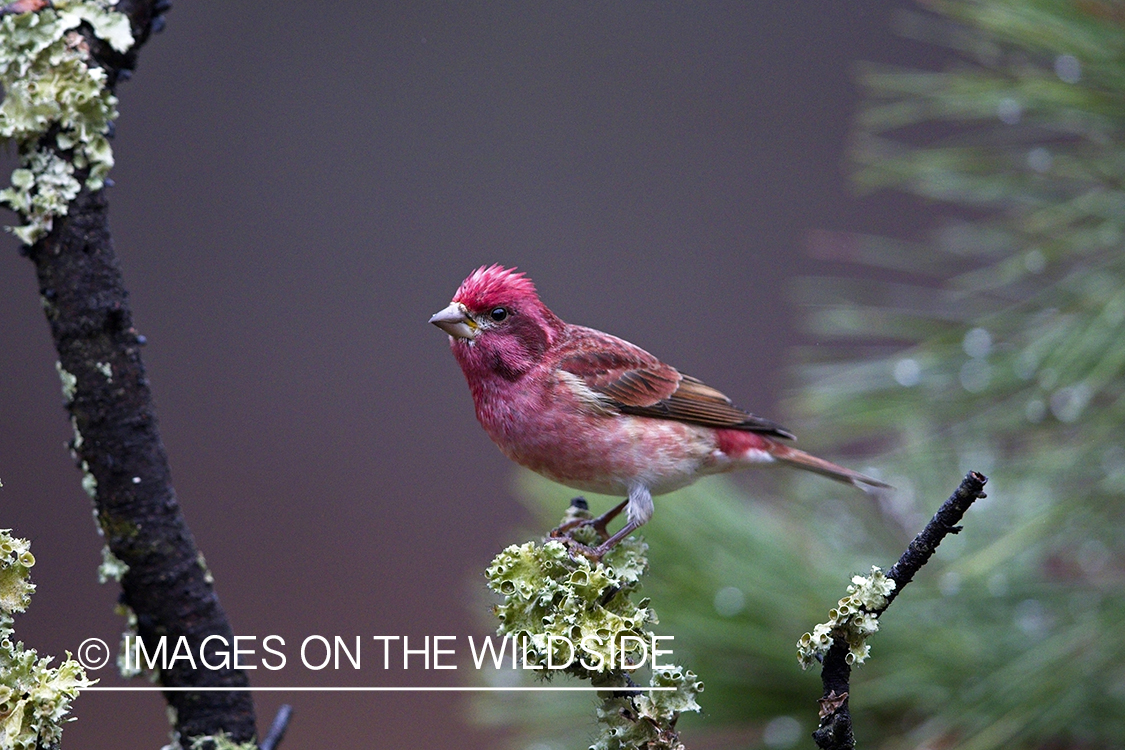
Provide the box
[453,264,541,313]
[431,265,889,556]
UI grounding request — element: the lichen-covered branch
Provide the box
[487,499,703,750]
[0,1,256,747]
[799,471,988,750]
[1,530,92,749]
[0,1,132,243]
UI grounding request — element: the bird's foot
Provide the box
[551,496,628,542]
[550,496,612,544]
[553,535,604,563]
[548,496,634,562]
[549,522,604,562]
[550,516,610,541]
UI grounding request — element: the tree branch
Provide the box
[16,2,257,746]
[879,471,989,611]
[812,471,988,750]
[259,705,293,750]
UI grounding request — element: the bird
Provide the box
[430,264,890,559]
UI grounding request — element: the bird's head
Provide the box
[430,265,563,380]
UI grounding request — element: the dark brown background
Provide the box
[0,3,933,747]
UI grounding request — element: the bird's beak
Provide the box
[429,302,478,340]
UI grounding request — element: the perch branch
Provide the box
[812,471,988,750]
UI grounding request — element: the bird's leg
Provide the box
[563,484,654,561]
[589,498,629,538]
[589,519,642,560]
[591,483,653,558]
[552,497,629,540]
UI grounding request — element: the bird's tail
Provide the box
[767,442,892,491]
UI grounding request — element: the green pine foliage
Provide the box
[793,0,1125,747]
[477,2,1125,748]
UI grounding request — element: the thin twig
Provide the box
[813,471,988,750]
[881,471,989,610]
[259,705,293,750]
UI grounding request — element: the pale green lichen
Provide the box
[196,551,214,585]
[186,731,258,750]
[55,361,77,403]
[486,535,652,676]
[1,529,92,750]
[80,460,97,498]
[94,361,112,381]
[159,730,182,750]
[486,506,702,750]
[115,603,142,679]
[592,665,704,750]
[96,544,128,583]
[0,531,35,613]
[0,0,134,244]
[69,415,84,452]
[160,705,179,750]
[797,566,896,669]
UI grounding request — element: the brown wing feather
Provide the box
[622,375,796,438]
[555,326,795,439]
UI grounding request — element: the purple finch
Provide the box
[431,265,889,558]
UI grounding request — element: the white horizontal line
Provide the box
[84,686,674,692]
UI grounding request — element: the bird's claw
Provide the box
[558,536,604,563]
[549,528,603,562]
[550,517,611,541]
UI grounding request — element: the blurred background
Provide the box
[4,1,1122,748]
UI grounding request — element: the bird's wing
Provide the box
[555,326,796,439]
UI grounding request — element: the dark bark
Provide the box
[259,705,294,750]
[813,471,988,750]
[17,2,256,746]
[880,471,989,611]
[811,641,853,750]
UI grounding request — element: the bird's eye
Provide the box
[489,307,509,322]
